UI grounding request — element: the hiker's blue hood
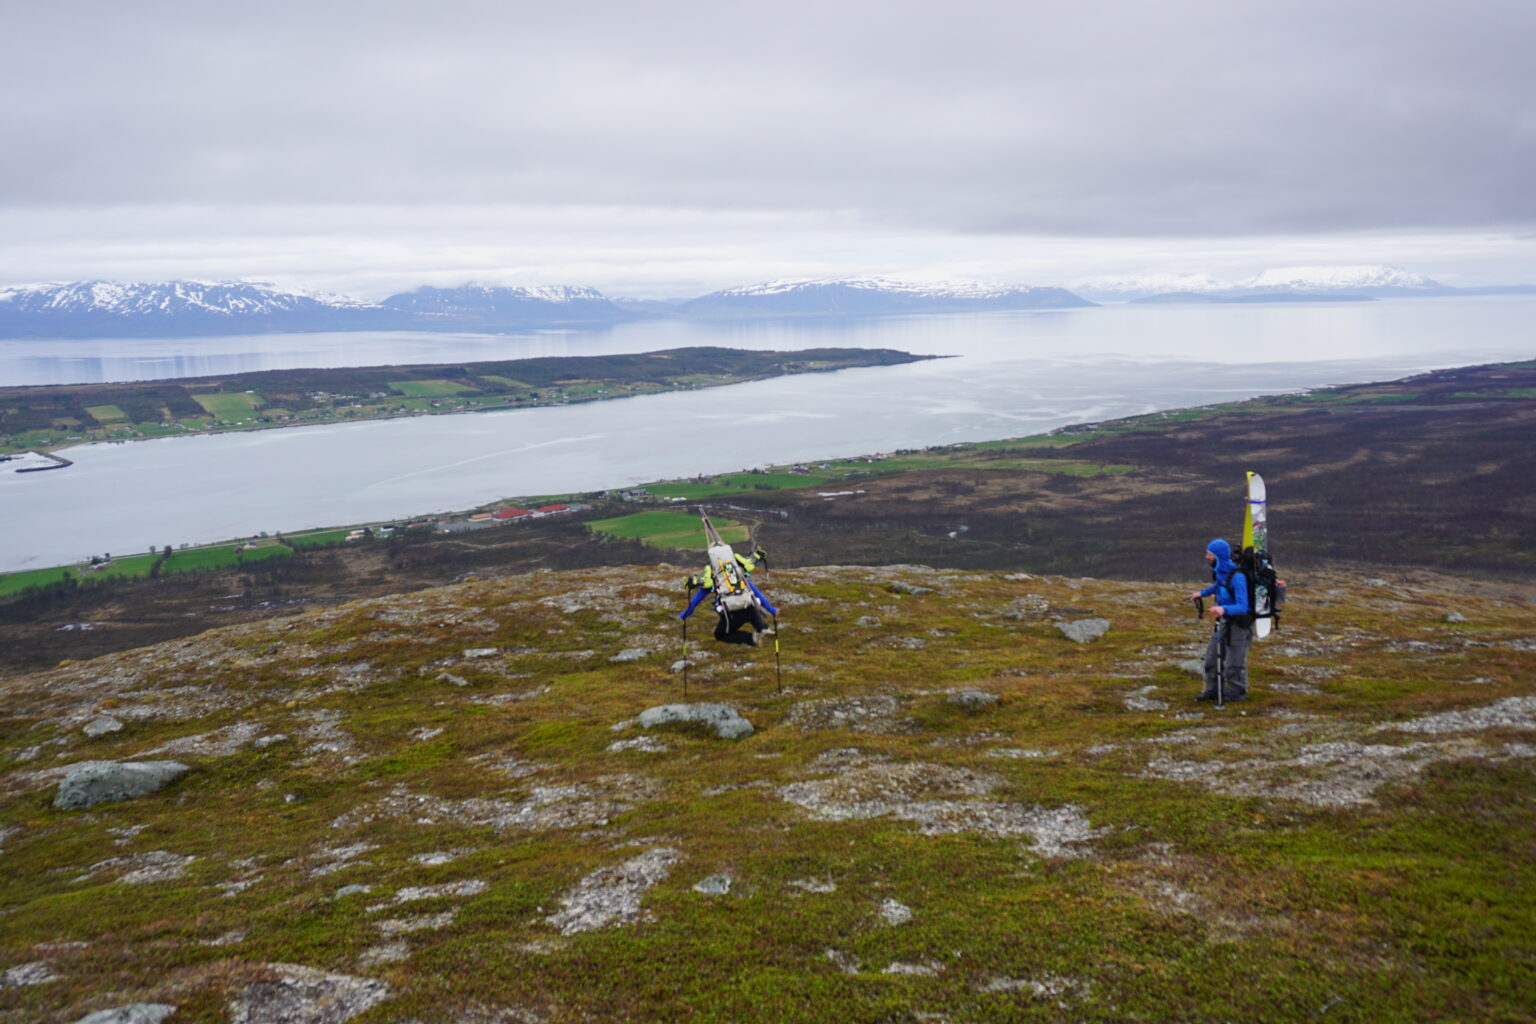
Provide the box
[1207,538,1237,575]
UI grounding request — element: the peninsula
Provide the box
[0,346,933,456]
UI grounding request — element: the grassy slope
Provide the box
[1,565,1532,1023]
[587,511,750,549]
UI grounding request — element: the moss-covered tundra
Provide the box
[1,564,1533,1023]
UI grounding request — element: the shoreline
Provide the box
[0,372,1313,581]
[4,354,1530,582]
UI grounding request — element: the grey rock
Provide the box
[72,1006,177,1024]
[878,898,913,925]
[83,716,124,738]
[609,648,650,663]
[945,690,1000,712]
[253,733,290,749]
[886,582,934,596]
[1443,612,1467,623]
[1057,618,1110,643]
[334,884,372,899]
[229,963,389,1024]
[636,703,754,740]
[54,761,190,811]
[1177,659,1206,676]
[668,659,692,674]
[693,873,732,896]
[855,616,881,627]
[1363,578,1389,587]
[1124,686,1170,712]
[461,648,500,659]
[2,961,58,986]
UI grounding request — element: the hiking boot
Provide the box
[1225,691,1247,702]
[748,632,761,647]
[1195,692,1218,702]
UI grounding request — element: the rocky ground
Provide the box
[1,564,1533,1023]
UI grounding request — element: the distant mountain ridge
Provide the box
[680,277,1095,316]
[1,269,1530,338]
[0,280,640,338]
[378,284,634,325]
[0,280,399,337]
[1070,264,1511,302]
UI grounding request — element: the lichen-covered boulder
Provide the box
[54,761,189,811]
[945,690,1001,712]
[1057,618,1109,643]
[636,703,753,740]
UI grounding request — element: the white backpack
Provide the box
[708,543,757,612]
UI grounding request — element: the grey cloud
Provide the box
[1,0,1533,237]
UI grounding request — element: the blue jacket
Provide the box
[680,577,778,619]
[1198,538,1249,618]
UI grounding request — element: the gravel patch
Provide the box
[228,963,389,1024]
[377,911,457,936]
[777,762,1102,856]
[546,847,682,935]
[1123,686,1170,711]
[785,695,911,734]
[2,961,58,986]
[75,851,196,885]
[1385,696,1536,734]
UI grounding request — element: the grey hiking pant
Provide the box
[1203,620,1251,698]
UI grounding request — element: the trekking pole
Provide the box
[681,617,688,697]
[1214,621,1226,710]
[773,612,782,695]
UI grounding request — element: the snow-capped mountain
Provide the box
[1070,273,1228,302]
[1233,265,1451,296]
[378,284,634,324]
[0,280,645,337]
[0,280,397,337]
[1076,265,1458,303]
[679,277,1095,316]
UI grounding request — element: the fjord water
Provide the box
[3,297,1533,573]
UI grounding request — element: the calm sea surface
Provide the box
[3,297,1532,573]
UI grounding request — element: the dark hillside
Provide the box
[745,362,1536,580]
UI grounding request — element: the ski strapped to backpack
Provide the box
[1239,471,1287,636]
[701,511,758,613]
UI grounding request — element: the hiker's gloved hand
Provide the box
[1209,605,1226,619]
[753,546,767,562]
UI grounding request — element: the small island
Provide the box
[0,346,934,456]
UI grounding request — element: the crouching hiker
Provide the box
[1189,538,1252,703]
[678,546,780,646]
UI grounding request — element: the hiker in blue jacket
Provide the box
[1188,538,1251,702]
[679,549,779,646]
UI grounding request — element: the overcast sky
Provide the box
[3,0,1534,297]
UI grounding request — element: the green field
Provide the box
[82,554,160,583]
[84,404,129,423]
[193,392,265,419]
[161,543,291,574]
[587,511,750,549]
[0,565,75,596]
[647,471,836,499]
[480,375,529,388]
[390,379,479,397]
[285,529,354,549]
